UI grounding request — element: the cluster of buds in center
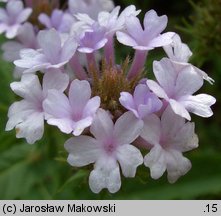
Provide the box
[0,0,216,193]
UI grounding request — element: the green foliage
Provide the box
[179,0,221,65]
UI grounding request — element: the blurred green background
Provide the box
[0,0,221,199]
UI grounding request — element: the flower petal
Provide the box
[43,89,72,120]
[90,109,114,142]
[113,111,143,145]
[42,70,69,94]
[10,74,43,102]
[180,94,216,118]
[82,96,101,118]
[64,136,101,167]
[116,31,138,47]
[15,112,44,144]
[117,144,143,177]
[89,157,121,193]
[169,99,191,120]
[175,66,203,97]
[140,114,161,146]
[146,80,168,99]
[152,58,177,96]
[144,145,167,179]
[69,79,91,115]
[37,29,61,63]
[166,150,192,183]
[143,10,168,40]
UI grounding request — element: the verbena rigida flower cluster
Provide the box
[0,0,216,193]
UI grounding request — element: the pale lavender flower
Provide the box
[78,23,107,54]
[39,9,74,33]
[43,79,100,136]
[98,5,140,36]
[5,71,69,144]
[0,0,32,39]
[1,23,38,62]
[68,0,114,20]
[98,5,140,62]
[140,107,199,183]
[146,58,216,120]
[64,109,143,193]
[116,10,174,79]
[14,29,77,74]
[119,84,162,119]
[116,10,174,51]
[164,34,214,84]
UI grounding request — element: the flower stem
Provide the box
[104,35,115,65]
[127,50,148,80]
[69,55,88,80]
[86,52,99,73]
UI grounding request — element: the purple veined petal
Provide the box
[146,80,169,99]
[10,74,43,102]
[174,66,204,98]
[144,145,167,179]
[140,114,161,146]
[116,144,143,177]
[7,0,23,17]
[72,117,93,136]
[152,58,177,96]
[69,79,91,116]
[38,13,52,28]
[43,90,72,120]
[15,111,44,144]
[166,149,192,183]
[180,94,216,118]
[82,96,101,118]
[89,157,121,193]
[143,10,168,40]
[148,32,175,48]
[37,29,61,64]
[90,109,114,142]
[169,99,191,120]
[64,135,102,167]
[42,70,69,95]
[113,111,143,146]
[16,8,32,23]
[116,31,138,47]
